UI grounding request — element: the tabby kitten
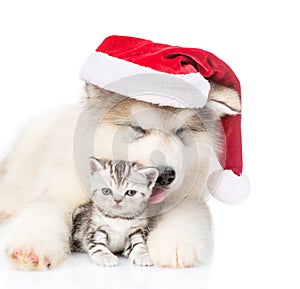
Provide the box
[71,158,159,266]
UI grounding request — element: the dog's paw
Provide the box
[91,252,118,267]
[131,253,153,266]
[5,233,68,271]
[147,228,202,268]
[8,248,51,271]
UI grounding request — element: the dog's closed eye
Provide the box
[117,122,146,134]
[175,125,203,136]
[130,125,146,134]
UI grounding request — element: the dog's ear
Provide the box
[84,83,112,99]
[206,82,241,117]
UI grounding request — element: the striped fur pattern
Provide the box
[71,158,159,266]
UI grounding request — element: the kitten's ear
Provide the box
[89,157,104,174]
[138,167,159,184]
[206,82,241,117]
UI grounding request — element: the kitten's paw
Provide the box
[91,252,118,267]
[147,229,202,268]
[131,253,153,266]
[7,248,52,271]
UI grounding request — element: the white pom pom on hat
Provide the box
[207,170,250,205]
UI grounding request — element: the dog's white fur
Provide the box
[0,83,240,270]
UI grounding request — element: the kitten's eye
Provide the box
[125,190,137,197]
[130,125,145,134]
[102,188,112,195]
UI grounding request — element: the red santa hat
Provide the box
[80,35,250,205]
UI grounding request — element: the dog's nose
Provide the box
[156,167,176,186]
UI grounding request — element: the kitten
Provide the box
[71,158,159,266]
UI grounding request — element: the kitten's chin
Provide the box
[112,204,122,210]
[104,207,136,218]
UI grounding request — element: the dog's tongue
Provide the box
[149,187,167,204]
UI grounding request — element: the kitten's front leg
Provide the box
[124,229,152,266]
[85,229,118,267]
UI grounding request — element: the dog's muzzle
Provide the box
[155,166,176,186]
[149,166,176,204]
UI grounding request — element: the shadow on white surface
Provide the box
[0,227,210,289]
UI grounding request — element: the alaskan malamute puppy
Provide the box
[0,82,240,270]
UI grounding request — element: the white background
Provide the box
[0,1,299,288]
